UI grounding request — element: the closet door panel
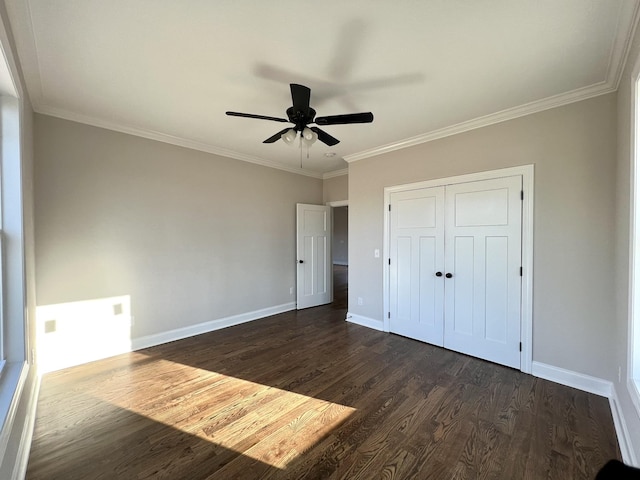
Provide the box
[389,187,445,345]
[443,176,522,369]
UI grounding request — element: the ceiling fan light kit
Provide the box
[281,128,298,145]
[302,127,318,146]
[226,83,374,149]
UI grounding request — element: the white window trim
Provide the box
[0,12,32,474]
[0,94,28,461]
[628,52,640,417]
[0,229,4,366]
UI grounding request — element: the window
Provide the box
[0,43,30,463]
[629,57,640,416]
[0,228,5,373]
[0,93,26,366]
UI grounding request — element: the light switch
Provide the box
[374,249,380,258]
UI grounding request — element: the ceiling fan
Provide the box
[226,83,374,146]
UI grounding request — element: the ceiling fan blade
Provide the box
[290,84,311,115]
[226,111,289,123]
[263,128,291,143]
[310,127,340,146]
[315,112,374,125]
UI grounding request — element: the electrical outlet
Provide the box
[290,287,294,295]
[357,297,364,306]
[44,319,57,334]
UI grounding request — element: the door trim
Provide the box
[326,200,348,207]
[383,165,534,374]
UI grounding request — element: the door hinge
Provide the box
[389,204,391,211]
[519,342,522,352]
[520,266,523,276]
[388,312,391,319]
[388,258,391,265]
[521,190,524,200]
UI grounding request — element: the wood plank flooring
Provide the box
[27,266,619,479]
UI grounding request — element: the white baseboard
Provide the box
[11,372,40,480]
[531,361,613,397]
[132,302,296,351]
[524,362,640,465]
[345,312,384,331]
[609,385,638,466]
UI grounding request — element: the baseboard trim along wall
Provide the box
[12,373,40,480]
[609,386,638,467]
[132,302,296,351]
[531,361,638,466]
[345,312,384,331]
[531,361,613,397]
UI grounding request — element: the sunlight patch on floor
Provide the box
[90,356,356,469]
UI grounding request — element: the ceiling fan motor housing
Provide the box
[286,106,316,131]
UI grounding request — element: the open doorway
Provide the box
[332,205,348,309]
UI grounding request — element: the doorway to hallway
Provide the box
[332,205,348,310]
[333,265,348,310]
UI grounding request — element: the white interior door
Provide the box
[443,176,522,368]
[296,204,332,309]
[389,187,445,344]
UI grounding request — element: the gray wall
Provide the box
[333,206,348,265]
[323,174,348,203]
[34,115,323,341]
[614,18,640,461]
[348,93,617,380]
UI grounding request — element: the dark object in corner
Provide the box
[596,459,640,479]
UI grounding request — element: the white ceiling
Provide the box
[5,0,640,178]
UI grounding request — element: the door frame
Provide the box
[382,165,534,373]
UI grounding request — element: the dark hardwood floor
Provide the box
[27,265,619,479]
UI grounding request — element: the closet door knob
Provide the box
[435,272,443,277]
[445,273,453,278]
[298,260,304,264]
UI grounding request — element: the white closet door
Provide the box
[389,187,445,345]
[443,176,522,368]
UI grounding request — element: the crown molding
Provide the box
[344,81,616,163]
[345,2,640,164]
[35,105,324,179]
[322,168,348,179]
[611,0,640,90]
